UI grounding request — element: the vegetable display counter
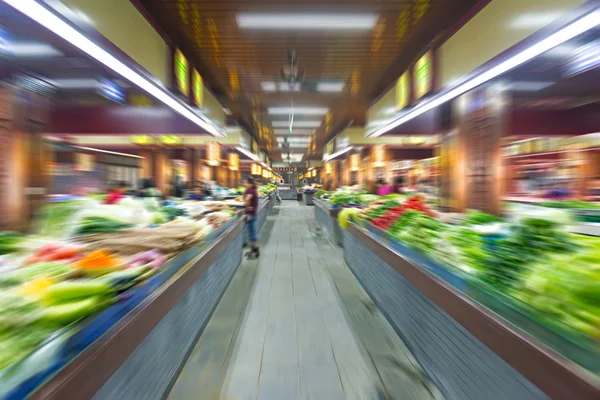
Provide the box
[277,186,297,201]
[302,192,315,206]
[313,198,342,247]
[342,222,600,400]
[2,200,275,400]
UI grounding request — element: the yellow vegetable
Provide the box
[19,277,55,298]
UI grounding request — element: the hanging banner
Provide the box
[372,144,386,167]
[396,71,410,110]
[192,69,204,107]
[174,48,189,97]
[414,51,432,100]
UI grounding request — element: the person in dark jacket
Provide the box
[243,177,260,259]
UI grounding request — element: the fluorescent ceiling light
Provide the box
[8,42,63,57]
[268,107,328,115]
[323,146,354,162]
[507,81,555,91]
[273,128,314,135]
[317,82,345,92]
[272,120,321,128]
[368,9,600,137]
[261,81,302,92]
[279,143,308,148]
[6,0,224,137]
[236,13,378,30]
[72,146,143,159]
[52,78,99,89]
[276,136,310,142]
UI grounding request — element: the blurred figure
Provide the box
[187,185,206,201]
[377,179,393,196]
[243,177,260,259]
[105,181,127,205]
[394,177,406,194]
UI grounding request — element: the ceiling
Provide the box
[138,0,479,161]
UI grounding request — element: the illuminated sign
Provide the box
[128,93,154,106]
[326,141,334,155]
[192,69,204,107]
[98,79,125,104]
[228,152,239,170]
[161,135,182,146]
[174,48,189,97]
[325,162,332,175]
[396,71,410,110]
[131,135,154,145]
[251,140,258,155]
[414,51,432,100]
[206,142,221,166]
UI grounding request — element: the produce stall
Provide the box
[0,195,274,399]
[277,185,297,201]
[313,198,342,246]
[340,196,600,399]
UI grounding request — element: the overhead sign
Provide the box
[161,135,182,146]
[396,71,410,110]
[251,140,258,155]
[414,51,432,100]
[174,48,189,97]
[98,79,125,104]
[131,135,155,145]
[74,153,95,172]
[336,136,350,152]
[128,93,154,106]
[565,38,600,77]
[326,141,334,155]
[192,69,204,107]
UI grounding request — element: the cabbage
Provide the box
[152,212,167,225]
[358,194,379,205]
[338,208,361,229]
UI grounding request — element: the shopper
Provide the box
[243,177,260,259]
[188,185,206,201]
[376,179,393,196]
[105,181,127,205]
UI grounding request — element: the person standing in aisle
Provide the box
[243,177,260,259]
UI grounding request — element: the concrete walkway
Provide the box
[169,201,438,400]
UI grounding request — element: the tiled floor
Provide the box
[169,202,437,400]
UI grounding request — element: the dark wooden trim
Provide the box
[32,219,244,400]
[346,224,600,400]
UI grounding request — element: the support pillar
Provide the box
[440,83,507,215]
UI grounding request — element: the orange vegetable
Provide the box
[76,250,121,270]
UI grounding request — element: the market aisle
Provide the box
[170,202,437,400]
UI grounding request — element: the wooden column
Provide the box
[440,83,507,215]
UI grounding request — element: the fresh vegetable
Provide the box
[0,262,72,287]
[42,296,112,325]
[76,250,122,273]
[76,216,133,236]
[0,232,24,255]
[338,208,361,229]
[462,210,503,225]
[160,206,188,221]
[41,280,114,305]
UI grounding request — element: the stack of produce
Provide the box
[0,243,167,371]
[356,195,600,341]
